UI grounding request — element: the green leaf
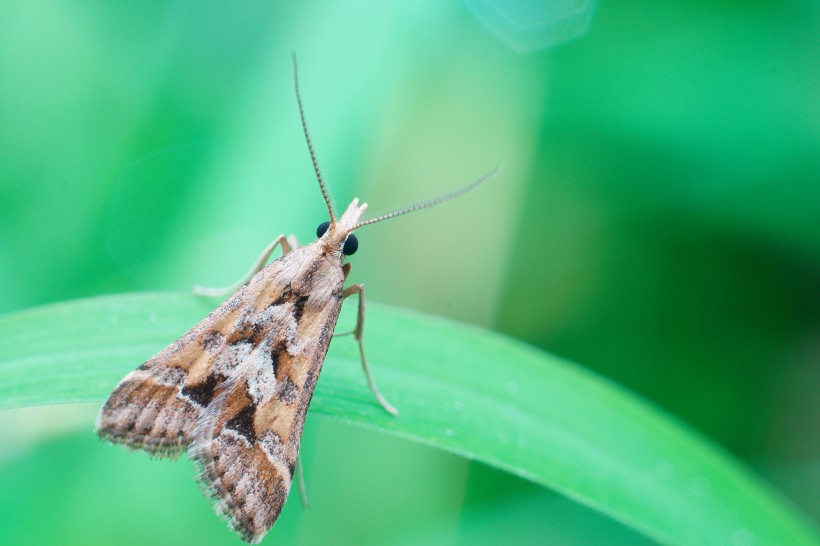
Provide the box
[0,293,816,545]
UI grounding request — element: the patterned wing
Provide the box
[95,266,298,458]
[188,288,340,543]
[98,244,343,543]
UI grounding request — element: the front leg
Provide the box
[341,284,399,416]
[193,234,296,297]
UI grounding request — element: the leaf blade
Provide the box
[0,292,816,545]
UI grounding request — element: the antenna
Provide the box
[293,53,335,223]
[353,164,501,229]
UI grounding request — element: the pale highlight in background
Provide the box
[464,0,598,52]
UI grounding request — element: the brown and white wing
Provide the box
[95,286,248,457]
[188,286,340,543]
[95,259,303,458]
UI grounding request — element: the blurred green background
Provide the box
[0,0,817,544]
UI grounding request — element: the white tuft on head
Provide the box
[337,199,368,231]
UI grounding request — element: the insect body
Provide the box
[96,55,496,543]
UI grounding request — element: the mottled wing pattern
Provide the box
[189,254,343,543]
[95,295,244,457]
[96,246,343,543]
[95,247,309,456]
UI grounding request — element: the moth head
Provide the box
[315,198,367,257]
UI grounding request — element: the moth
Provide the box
[96,55,497,544]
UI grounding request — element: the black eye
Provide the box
[316,221,330,238]
[343,234,358,256]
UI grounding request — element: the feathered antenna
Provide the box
[293,53,335,223]
[353,164,501,230]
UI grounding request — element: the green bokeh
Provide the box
[1,0,817,544]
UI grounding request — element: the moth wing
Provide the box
[188,292,334,543]
[188,354,299,543]
[95,279,277,458]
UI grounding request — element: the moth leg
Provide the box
[341,284,399,416]
[193,234,294,297]
[333,266,354,335]
[287,234,300,250]
[295,455,309,509]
